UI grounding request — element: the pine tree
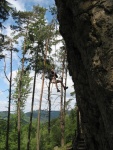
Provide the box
[5,40,13,150]
[19,6,54,150]
[12,10,33,150]
[2,36,18,150]
[54,43,68,147]
[36,38,49,150]
[0,0,14,60]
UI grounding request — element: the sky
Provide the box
[0,0,75,112]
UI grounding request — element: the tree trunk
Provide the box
[48,81,51,134]
[60,56,65,147]
[27,69,37,150]
[27,49,38,150]
[37,73,45,150]
[63,61,67,142]
[36,39,49,150]
[6,42,12,150]
[63,52,67,122]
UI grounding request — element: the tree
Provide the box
[52,41,68,147]
[60,49,66,147]
[27,51,38,150]
[13,68,32,150]
[2,36,18,150]
[36,38,49,150]
[5,40,13,150]
[17,50,26,150]
[12,10,34,150]
[0,0,14,60]
[17,6,55,150]
[25,6,52,150]
[48,81,51,135]
[13,70,32,110]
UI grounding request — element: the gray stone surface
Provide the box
[55,0,113,150]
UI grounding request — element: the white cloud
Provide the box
[0,100,8,111]
[7,0,25,11]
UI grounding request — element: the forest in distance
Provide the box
[0,109,77,150]
[0,110,67,122]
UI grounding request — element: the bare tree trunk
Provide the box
[6,42,12,150]
[48,81,51,134]
[37,73,45,150]
[36,39,49,150]
[17,92,21,150]
[27,50,38,150]
[60,51,67,147]
[60,58,65,147]
[64,66,67,117]
[27,70,37,150]
[63,63,67,143]
[60,79,64,147]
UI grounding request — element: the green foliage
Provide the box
[10,5,54,75]
[0,108,76,150]
[39,108,77,150]
[23,6,54,73]
[0,1,14,58]
[70,91,75,96]
[65,108,77,143]
[49,5,57,16]
[0,0,13,24]
[0,118,6,149]
[12,70,32,109]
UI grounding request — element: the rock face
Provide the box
[55,0,113,150]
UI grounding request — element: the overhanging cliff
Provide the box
[55,0,113,150]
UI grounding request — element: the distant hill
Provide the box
[0,111,8,119]
[0,110,60,123]
[25,110,60,122]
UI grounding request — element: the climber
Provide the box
[49,67,68,92]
